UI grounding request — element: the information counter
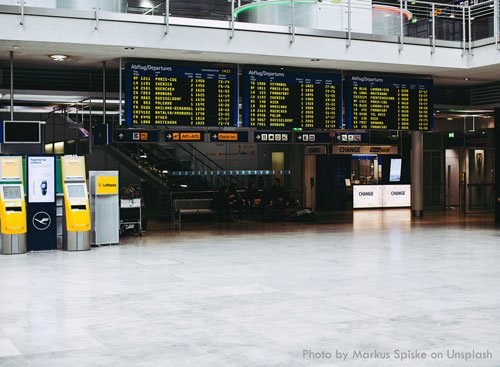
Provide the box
[353,184,411,209]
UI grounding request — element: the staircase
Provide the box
[107,141,246,219]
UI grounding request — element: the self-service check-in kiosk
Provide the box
[89,171,119,246]
[61,155,91,251]
[0,156,27,255]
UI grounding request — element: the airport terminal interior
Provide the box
[0,0,500,366]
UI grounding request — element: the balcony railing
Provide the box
[2,0,499,51]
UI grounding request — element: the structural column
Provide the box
[411,131,424,218]
[494,108,500,224]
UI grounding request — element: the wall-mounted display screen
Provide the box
[125,63,237,127]
[66,184,86,199]
[346,75,433,131]
[3,186,21,200]
[242,68,342,129]
[389,158,402,182]
[3,121,41,143]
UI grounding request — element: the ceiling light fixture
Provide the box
[310,58,320,62]
[124,47,135,50]
[464,77,469,81]
[49,54,68,62]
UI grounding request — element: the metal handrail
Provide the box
[2,0,499,56]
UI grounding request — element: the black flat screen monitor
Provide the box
[3,121,40,144]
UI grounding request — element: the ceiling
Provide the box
[1,2,500,119]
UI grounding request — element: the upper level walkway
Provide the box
[0,0,500,82]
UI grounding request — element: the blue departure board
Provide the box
[346,75,433,131]
[242,69,342,129]
[125,63,237,127]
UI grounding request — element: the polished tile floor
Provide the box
[0,209,500,367]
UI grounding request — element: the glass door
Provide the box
[468,149,495,210]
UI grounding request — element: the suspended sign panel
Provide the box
[346,75,433,131]
[164,131,204,142]
[125,62,238,127]
[242,68,342,129]
[332,145,398,155]
[209,131,249,142]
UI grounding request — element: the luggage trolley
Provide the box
[119,198,142,236]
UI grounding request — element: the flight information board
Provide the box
[125,63,237,127]
[242,69,342,129]
[346,75,433,131]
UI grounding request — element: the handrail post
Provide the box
[431,3,435,54]
[95,0,100,30]
[462,5,466,55]
[468,6,472,54]
[399,0,404,52]
[495,0,499,49]
[19,0,24,25]
[347,0,352,48]
[230,0,235,39]
[119,58,123,126]
[165,0,170,35]
[290,0,296,44]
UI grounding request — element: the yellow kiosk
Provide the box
[61,155,91,251]
[0,156,27,255]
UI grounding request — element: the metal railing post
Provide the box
[462,5,466,55]
[119,58,123,126]
[347,0,352,48]
[10,51,14,121]
[165,0,170,35]
[230,0,235,39]
[495,0,499,49]
[468,6,472,54]
[431,3,435,54]
[290,0,296,44]
[19,0,24,25]
[95,0,100,30]
[399,0,404,52]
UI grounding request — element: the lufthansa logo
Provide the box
[33,211,51,231]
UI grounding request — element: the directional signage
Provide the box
[209,131,249,143]
[115,129,160,143]
[254,131,291,143]
[332,145,398,155]
[164,131,205,142]
[295,132,331,144]
[334,132,369,144]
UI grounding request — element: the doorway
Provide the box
[467,148,495,211]
[423,151,443,207]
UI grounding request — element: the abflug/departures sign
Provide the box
[125,63,238,127]
[243,68,342,130]
[346,75,433,131]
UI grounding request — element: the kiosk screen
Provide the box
[389,158,402,182]
[67,184,86,199]
[3,186,21,200]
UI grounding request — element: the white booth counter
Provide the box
[353,184,411,209]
